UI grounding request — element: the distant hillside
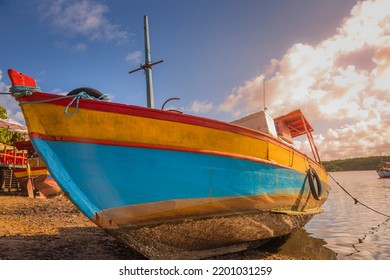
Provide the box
[323,156,390,172]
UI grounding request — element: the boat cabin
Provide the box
[232,109,321,163]
[231,111,278,138]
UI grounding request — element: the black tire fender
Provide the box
[67,87,106,99]
[307,168,323,200]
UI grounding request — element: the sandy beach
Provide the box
[0,191,333,260]
[0,192,146,260]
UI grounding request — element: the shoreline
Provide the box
[0,192,332,260]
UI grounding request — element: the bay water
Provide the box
[304,170,390,260]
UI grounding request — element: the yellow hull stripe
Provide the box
[21,103,328,183]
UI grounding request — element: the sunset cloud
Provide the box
[218,0,390,160]
[2,0,389,161]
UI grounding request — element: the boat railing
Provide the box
[0,143,28,169]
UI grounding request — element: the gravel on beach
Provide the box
[0,192,314,260]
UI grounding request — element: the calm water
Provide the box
[305,170,390,260]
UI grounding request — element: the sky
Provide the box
[0,0,389,161]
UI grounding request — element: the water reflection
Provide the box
[262,228,337,260]
[212,171,389,260]
[305,171,390,260]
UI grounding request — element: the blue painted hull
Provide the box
[31,138,329,259]
[32,138,310,218]
[377,170,390,178]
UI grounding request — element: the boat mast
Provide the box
[144,15,154,108]
[128,15,163,108]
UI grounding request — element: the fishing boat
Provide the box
[0,118,28,192]
[7,68,330,259]
[13,140,62,198]
[6,15,329,259]
[377,161,390,178]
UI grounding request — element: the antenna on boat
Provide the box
[263,78,267,111]
[128,15,163,108]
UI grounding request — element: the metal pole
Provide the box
[263,78,266,111]
[144,15,154,108]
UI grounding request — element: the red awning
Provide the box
[274,109,313,138]
[0,118,28,134]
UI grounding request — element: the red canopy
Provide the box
[274,109,313,138]
[0,118,28,135]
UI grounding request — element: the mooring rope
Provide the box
[327,172,390,218]
[347,216,390,257]
[18,94,75,105]
[18,92,96,117]
[63,92,94,116]
[10,86,41,92]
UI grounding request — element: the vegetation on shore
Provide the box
[323,156,390,172]
[0,106,24,145]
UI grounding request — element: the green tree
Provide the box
[0,106,7,119]
[323,156,390,171]
[0,105,25,144]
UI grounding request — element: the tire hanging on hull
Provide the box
[67,87,107,100]
[307,168,322,200]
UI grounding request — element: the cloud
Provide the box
[126,51,143,65]
[188,100,215,114]
[218,75,266,118]
[0,70,7,92]
[41,0,129,44]
[55,41,87,52]
[50,88,68,95]
[72,42,87,52]
[217,0,390,160]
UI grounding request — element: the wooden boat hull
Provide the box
[15,90,330,259]
[106,211,316,259]
[14,168,62,198]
